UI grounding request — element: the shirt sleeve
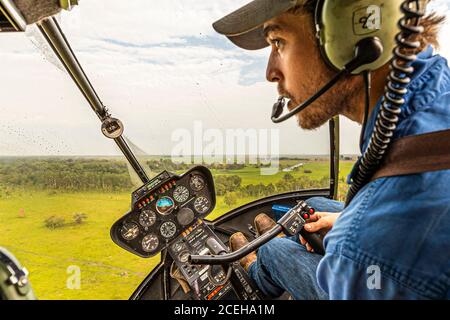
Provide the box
[316,251,429,300]
[316,172,450,300]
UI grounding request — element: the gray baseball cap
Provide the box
[213,0,307,50]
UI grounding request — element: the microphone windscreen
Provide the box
[13,0,61,24]
[272,98,285,119]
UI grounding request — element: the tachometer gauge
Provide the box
[155,197,175,215]
[139,209,157,228]
[194,196,210,214]
[189,174,205,192]
[120,222,140,241]
[141,234,159,253]
[173,185,190,203]
[160,221,177,239]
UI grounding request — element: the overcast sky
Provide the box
[0,0,449,157]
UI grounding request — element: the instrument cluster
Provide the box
[110,166,216,258]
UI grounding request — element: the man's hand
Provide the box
[300,212,341,253]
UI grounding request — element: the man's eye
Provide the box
[270,39,283,49]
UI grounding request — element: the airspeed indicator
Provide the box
[173,186,189,203]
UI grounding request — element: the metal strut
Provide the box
[36,17,149,184]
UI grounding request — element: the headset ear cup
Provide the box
[314,0,334,70]
[315,0,402,74]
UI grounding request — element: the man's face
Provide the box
[264,12,363,129]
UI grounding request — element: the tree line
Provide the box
[216,173,329,200]
[0,159,329,196]
[0,158,133,192]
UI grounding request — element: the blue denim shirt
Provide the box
[316,46,450,299]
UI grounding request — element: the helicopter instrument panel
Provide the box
[110,166,216,258]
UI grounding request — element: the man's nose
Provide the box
[266,52,282,83]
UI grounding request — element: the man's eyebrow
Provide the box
[263,24,282,39]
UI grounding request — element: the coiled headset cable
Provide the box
[346,0,425,205]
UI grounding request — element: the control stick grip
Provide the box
[299,229,325,255]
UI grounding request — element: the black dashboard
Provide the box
[110,166,216,258]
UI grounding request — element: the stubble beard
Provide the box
[281,75,363,130]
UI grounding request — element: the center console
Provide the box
[168,219,262,300]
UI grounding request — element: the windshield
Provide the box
[0,0,448,300]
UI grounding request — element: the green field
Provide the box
[0,158,354,299]
[212,161,328,184]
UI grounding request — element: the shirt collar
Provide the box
[361,45,437,151]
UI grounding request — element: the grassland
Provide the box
[0,158,354,299]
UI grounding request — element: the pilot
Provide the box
[214,0,450,299]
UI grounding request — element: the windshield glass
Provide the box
[0,0,448,300]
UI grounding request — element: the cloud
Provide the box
[0,0,449,157]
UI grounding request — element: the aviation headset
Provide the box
[315,0,404,73]
[271,0,425,204]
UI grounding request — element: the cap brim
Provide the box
[213,0,301,50]
[226,26,269,50]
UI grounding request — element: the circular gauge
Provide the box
[141,234,159,253]
[120,222,140,241]
[155,197,175,215]
[194,196,210,214]
[177,207,195,226]
[160,221,177,239]
[172,242,186,253]
[189,174,206,192]
[173,185,190,203]
[178,251,190,263]
[139,209,157,228]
